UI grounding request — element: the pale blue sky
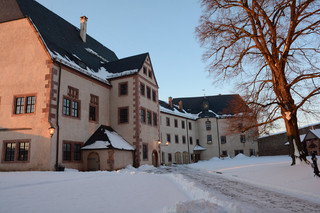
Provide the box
[36,0,235,102]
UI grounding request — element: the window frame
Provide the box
[152,90,157,102]
[140,108,146,123]
[205,120,211,131]
[166,117,170,126]
[2,140,31,163]
[62,86,81,119]
[142,143,148,160]
[207,135,212,144]
[62,141,82,162]
[13,94,36,115]
[240,135,246,143]
[89,94,99,122]
[221,136,227,144]
[119,82,128,96]
[175,135,179,144]
[147,110,152,125]
[146,86,151,99]
[140,83,145,96]
[152,112,158,126]
[174,119,178,128]
[118,107,129,124]
[166,134,171,143]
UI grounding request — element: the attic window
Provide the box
[148,71,152,79]
[143,67,147,75]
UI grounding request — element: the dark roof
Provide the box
[1,0,120,73]
[172,94,247,116]
[103,53,148,75]
[82,125,134,151]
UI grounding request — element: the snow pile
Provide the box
[160,105,198,120]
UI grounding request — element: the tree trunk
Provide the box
[283,111,307,165]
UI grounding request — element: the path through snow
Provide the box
[149,165,320,213]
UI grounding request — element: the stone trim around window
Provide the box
[12,94,37,116]
[1,139,31,163]
[62,141,82,163]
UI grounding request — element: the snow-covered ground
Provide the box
[1,155,319,213]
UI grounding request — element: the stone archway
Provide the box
[152,150,159,167]
[87,152,100,171]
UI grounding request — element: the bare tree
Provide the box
[196,0,320,165]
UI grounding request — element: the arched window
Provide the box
[206,120,211,131]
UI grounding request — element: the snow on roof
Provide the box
[81,141,111,150]
[160,104,198,120]
[82,125,134,151]
[105,130,135,151]
[194,145,206,151]
[49,50,111,85]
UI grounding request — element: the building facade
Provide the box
[1,0,258,171]
[159,96,258,165]
[0,0,160,171]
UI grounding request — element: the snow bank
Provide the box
[190,155,320,203]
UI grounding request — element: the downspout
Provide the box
[55,64,62,171]
[216,117,221,158]
[186,118,190,163]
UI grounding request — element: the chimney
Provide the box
[80,16,88,42]
[168,97,173,108]
[179,100,183,110]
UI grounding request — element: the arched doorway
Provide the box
[175,152,182,164]
[87,152,100,171]
[152,150,159,167]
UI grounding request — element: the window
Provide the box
[182,136,186,144]
[148,70,152,79]
[168,153,172,162]
[146,86,151,99]
[63,86,80,118]
[174,119,178,128]
[141,108,146,123]
[207,135,212,144]
[166,134,171,143]
[189,137,193,145]
[63,142,82,162]
[250,149,255,156]
[152,90,157,102]
[175,135,179,144]
[221,136,226,144]
[18,142,29,161]
[189,122,192,130]
[3,140,30,162]
[5,142,15,161]
[166,117,170,126]
[181,121,185,129]
[147,111,152,125]
[119,107,129,124]
[153,112,157,126]
[143,67,147,75]
[206,120,211,131]
[143,144,148,160]
[119,82,128,96]
[222,151,228,157]
[74,144,82,161]
[14,95,36,114]
[63,143,71,161]
[89,94,99,122]
[240,135,246,143]
[140,83,145,96]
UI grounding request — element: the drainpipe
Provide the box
[55,64,62,171]
[186,118,191,163]
[216,117,221,158]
